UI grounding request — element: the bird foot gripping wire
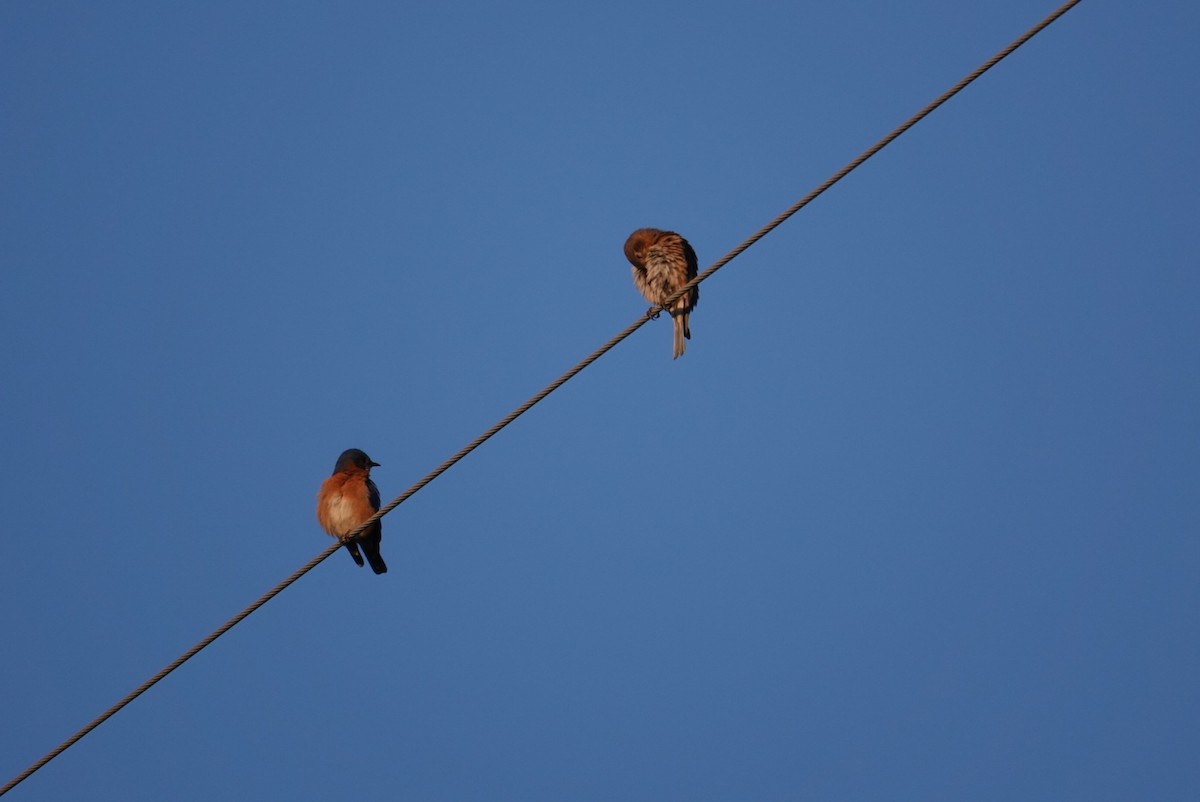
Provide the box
[646,305,663,320]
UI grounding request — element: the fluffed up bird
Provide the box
[316,448,388,574]
[623,227,699,359]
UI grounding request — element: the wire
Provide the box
[0,0,1084,795]
[0,544,340,798]
[670,0,1086,306]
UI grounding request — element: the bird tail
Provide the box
[362,542,388,575]
[672,311,690,359]
[361,524,388,575]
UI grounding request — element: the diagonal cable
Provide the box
[665,0,1085,307]
[0,0,1083,795]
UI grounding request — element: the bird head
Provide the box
[333,448,380,474]
[624,227,663,268]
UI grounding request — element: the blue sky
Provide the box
[2,1,1198,799]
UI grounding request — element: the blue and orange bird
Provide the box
[316,448,388,574]
[623,228,699,359]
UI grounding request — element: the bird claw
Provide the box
[646,306,662,320]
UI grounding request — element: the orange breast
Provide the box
[316,472,376,537]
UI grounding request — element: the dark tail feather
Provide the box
[344,541,365,567]
[362,545,387,574]
[361,524,388,575]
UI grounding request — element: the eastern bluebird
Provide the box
[316,448,388,574]
[623,228,699,359]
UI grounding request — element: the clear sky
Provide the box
[2,1,1198,799]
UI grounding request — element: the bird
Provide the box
[623,228,699,359]
[316,448,388,574]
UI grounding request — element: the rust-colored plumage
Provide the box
[623,228,699,359]
[316,448,387,575]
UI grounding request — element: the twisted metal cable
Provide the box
[0,0,1083,794]
[0,543,340,797]
[665,0,1086,306]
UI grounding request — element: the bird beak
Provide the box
[371,460,381,467]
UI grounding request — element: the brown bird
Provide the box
[316,448,387,574]
[623,228,699,359]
